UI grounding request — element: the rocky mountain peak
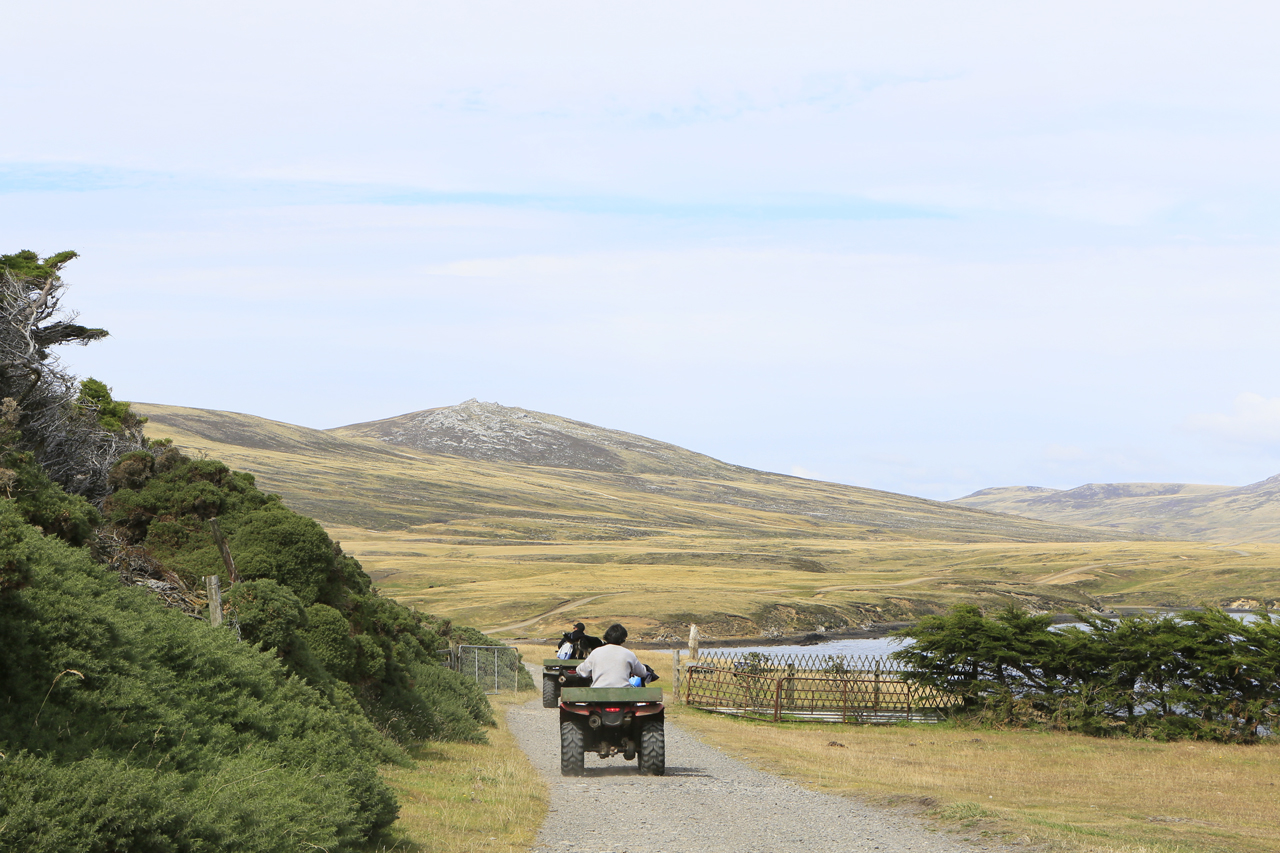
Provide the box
[333,399,730,476]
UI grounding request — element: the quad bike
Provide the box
[558,686,665,776]
[542,632,606,707]
[542,658,591,708]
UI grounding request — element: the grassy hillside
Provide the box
[952,477,1280,543]
[138,403,1122,542]
[135,403,1280,639]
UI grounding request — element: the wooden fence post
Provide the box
[672,649,681,703]
[873,659,882,717]
[208,517,239,584]
[205,575,223,627]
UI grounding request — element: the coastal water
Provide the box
[702,634,910,658]
[690,610,1268,661]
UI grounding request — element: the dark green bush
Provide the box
[104,455,269,580]
[1,450,99,546]
[231,504,345,605]
[0,755,189,853]
[893,603,1280,742]
[0,503,400,851]
[0,500,35,593]
[77,378,146,434]
[103,447,495,744]
[303,601,359,679]
[226,578,309,655]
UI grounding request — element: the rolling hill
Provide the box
[131,400,1280,639]
[951,476,1280,543]
[142,399,1117,544]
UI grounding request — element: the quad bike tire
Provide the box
[560,719,586,776]
[542,677,560,708]
[637,717,665,776]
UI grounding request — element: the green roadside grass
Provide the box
[376,692,547,853]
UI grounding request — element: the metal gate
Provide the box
[455,644,523,694]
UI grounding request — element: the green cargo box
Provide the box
[543,659,584,667]
[561,686,663,703]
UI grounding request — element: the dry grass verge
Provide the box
[376,692,547,853]
[671,707,1280,853]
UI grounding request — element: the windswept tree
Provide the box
[0,250,145,502]
[892,603,1280,742]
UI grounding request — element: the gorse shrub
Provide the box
[892,603,1280,742]
[103,445,494,743]
[0,498,37,593]
[232,504,354,605]
[227,578,310,654]
[0,397,100,548]
[303,601,360,677]
[0,450,100,546]
[77,377,147,434]
[0,502,399,851]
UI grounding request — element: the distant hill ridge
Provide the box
[952,475,1280,543]
[135,399,1280,543]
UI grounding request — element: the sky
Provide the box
[4,1,1280,500]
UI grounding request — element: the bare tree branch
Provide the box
[0,254,144,503]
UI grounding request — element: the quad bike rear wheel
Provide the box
[560,719,585,776]
[637,717,665,776]
[542,677,559,708]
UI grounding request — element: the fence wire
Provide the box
[691,650,911,676]
[455,644,523,694]
[683,651,954,723]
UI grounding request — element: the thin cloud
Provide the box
[1188,394,1280,446]
[0,164,937,221]
[1043,444,1089,462]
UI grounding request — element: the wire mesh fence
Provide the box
[691,649,913,676]
[455,644,524,694]
[683,650,955,723]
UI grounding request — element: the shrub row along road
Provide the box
[506,692,1015,853]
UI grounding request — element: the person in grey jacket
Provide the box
[575,624,649,688]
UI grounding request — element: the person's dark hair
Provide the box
[603,623,628,645]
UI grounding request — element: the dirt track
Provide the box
[483,595,619,634]
[506,690,1014,853]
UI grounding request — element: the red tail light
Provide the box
[604,706,622,712]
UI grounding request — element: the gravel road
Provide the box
[506,693,1014,853]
